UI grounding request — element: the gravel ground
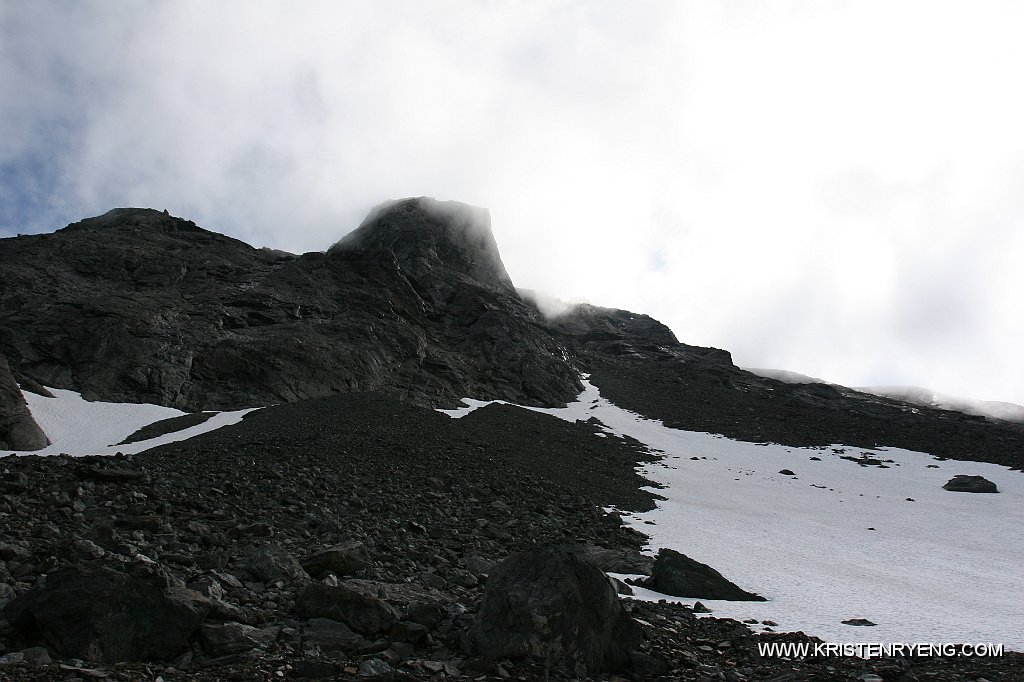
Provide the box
[0,392,1020,680]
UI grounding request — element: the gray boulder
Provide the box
[558,543,654,575]
[295,581,399,635]
[2,564,207,662]
[468,547,641,675]
[642,548,765,601]
[943,475,998,493]
[301,540,372,578]
[201,621,280,656]
[0,353,48,451]
[299,618,370,656]
[245,543,309,585]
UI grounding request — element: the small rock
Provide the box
[943,475,998,493]
[358,657,391,677]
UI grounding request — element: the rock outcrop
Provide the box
[943,475,999,493]
[0,353,48,451]
[2,563,207,662]
[469,547,641,675]
[0,199,579,411]
[3,199,1023,469]
[641,548,765,601]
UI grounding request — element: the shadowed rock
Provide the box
[642,548,765,601]
[943,475,998,493]
[245,543,309,585]
[296,581,399,635]
[2,564,207,662]
[301,540,372,578]
[0,202,580,411]
[0,353,48,451]
[468,547,641,675]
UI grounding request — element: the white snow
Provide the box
[4,386,258,457]
[440,378,1024,651]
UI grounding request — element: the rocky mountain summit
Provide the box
[0,198,1022,680]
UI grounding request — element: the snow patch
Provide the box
[439,378,1024,650]
[3,386,258,456]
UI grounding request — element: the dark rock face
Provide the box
[943,475,999,493]
[330,198,515,295]
[0,353,48,451]
[3,199,1023,470]
[2,564,207,662]
[0,200,579,411]
[642,548,765,601]
[469,547,641,675]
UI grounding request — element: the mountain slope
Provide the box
[0,199,579,413]
[3,198,1024,468]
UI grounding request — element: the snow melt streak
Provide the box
[441,379,1024,650]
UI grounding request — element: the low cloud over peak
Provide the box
[2,1,1022,405]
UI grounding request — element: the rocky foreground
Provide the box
[1,393,1020,681]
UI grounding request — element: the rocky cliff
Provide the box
[0,198,582,415]
[2,197,1023,467]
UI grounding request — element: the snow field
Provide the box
[4,387,258,457]
[441,378,1024,650]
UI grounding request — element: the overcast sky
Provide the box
[2,1,1022,405]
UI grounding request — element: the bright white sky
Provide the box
[2,1,1022,405]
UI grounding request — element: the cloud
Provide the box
[2,1,1023,405]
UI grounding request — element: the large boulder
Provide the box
[642,548,765,601]
[295,581,399,635]
[200,621,280,657]
[245,543,309,585]
[468,547,641,676]
[299,618,371,657]
[558,543,655,575]
[943,475,998,493]
[301,540,372,578]
[2,563,208,662]
[0,353,48,451]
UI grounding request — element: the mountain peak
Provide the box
[63,207,205,234]
[330,197,515,293]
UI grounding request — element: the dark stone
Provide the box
[0,353,48,451]
[201,621,279,656]
[2,564,207,662]
[841,618,877,626]
[296,581,399,635]
[245,543,309,585]
[643,548,765,601]
[289,659,341,679]
[300,618,370,655]
[558,543,655,574]
[301,540,372,578]
[942,475,998,493]
[468,547,641,675]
